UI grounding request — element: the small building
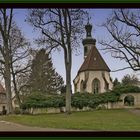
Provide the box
[73,22,113,94]
[0,83,7,112]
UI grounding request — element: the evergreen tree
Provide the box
[122,74,139,86]
[29,48,64,94]
[113,78,121,88]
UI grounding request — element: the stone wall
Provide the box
[107,93,140,109]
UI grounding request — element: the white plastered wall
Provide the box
[74,71,113,93]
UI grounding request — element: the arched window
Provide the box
[92,78,100,94]
[80,80,84,92]
[124,95,134,106]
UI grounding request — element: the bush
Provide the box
[45,95,65,108]
[113,85,140,94]
[14,107,21,114]
[21,90,122,110]
[21,92,65,109]
[71,92,91,109]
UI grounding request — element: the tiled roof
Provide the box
[78,45,110,73]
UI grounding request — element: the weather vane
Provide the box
[87,15,91,24]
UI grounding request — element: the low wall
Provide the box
[106,93,140,109]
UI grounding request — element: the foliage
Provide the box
[71,92,90,109]
[122,74,139,86]
[113,78,121,88]
[21,92,65,109]
[27,9,88,113]
[113,85,140,94]
[28,48,64,94]
[45,95,65,108]
[60,85,66,94]
[21,84,140,110]
[13,107,21,114]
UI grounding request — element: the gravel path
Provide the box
[127,108,140,115]
[0,121,76,131]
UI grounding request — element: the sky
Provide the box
[13,9,140,91]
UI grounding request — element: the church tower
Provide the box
[73,22,113,94]
[82,21,96,59]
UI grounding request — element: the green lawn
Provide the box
[1,109,140,131]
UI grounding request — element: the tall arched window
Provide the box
[80,80,84,92]
[92,78,100,94]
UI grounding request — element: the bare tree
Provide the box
[9,23,31,107]
[100,9,140,72]
[27,9,87,114]
[0,9,13,113]
[0,9,31,113]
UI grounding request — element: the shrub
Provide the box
[14,107,21,114]
[113,85,140,94]
[71,93,90,109]
[45,95,65,108]
[21,89,123,110]
[21,92,65,109]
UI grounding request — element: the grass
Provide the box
[1,109,140,130]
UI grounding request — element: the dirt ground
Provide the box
[0,120,77,131]
[127,108,140,115]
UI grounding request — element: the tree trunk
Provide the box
[10,60,21,108]
[4,41,13,114]
[4,61,13,114]
[12,72,21,108]
[65,63,72,114]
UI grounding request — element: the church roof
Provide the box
[78,46,110,73]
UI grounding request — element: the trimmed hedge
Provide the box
[21,93,65,109]
[113,85,140,94]
[21,85,140,110]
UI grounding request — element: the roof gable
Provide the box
[78,46,110,73]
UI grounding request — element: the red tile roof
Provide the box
[78,46,110,73]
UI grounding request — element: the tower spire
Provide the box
[82,19,96,59]
[85,16,92,37]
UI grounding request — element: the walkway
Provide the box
[0,121,75,131]
[128,108,140,116]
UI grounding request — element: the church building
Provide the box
[73,22,113,94]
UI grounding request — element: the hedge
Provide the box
[21,85,140,110]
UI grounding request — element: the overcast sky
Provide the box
[13,9,140,91]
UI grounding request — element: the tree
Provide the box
[113,78,121,88]
[53,72,64,94]
[100,9,140,72]
[0,9,31,113]
[0,9,13,113]
[29,48,64,94]
[9,24,31,108]
[27,9,87,114]
[60,85,66,94]
[122,74,139,86]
